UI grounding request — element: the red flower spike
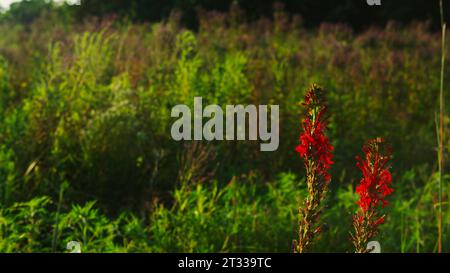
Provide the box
[351,138,394,253]
[294,84,334,253]
[355,138,393,213]
[295,85,334,184]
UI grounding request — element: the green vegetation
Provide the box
[0,3,449,252]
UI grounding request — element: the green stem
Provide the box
[438,0,446,254]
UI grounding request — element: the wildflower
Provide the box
[351,138,394,253]
[295,86,333,183]
[294,84,334,253]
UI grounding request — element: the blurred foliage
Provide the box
[1,1,449,30]
[0,4,449,252]
[74,0,450,31]
[0,172,448,252]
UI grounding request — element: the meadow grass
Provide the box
[0,7,449,252]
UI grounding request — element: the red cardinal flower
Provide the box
[355,138,394,213]
[295,85,334,184]
[294,84,334,253]
[351,138,394,253]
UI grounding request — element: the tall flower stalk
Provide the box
[351,138,394,253]
[437,0,446,253]
[294,84,333,253]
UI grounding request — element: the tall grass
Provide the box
[438,0,446,253]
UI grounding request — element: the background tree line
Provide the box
[0,0,448,30]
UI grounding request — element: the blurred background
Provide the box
[0,0,449,253]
